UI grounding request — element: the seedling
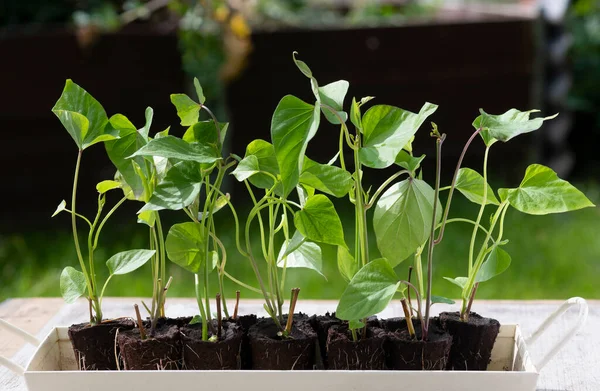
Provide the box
[53,80,156,325]
[230,54,349,335]
[286,54,444,340]
[130,79,237,341]
[435,109,595,321]
[104,105,174,334]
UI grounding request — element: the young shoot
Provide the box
[230,53,349,335]
[130,79,238,341]
[434,109,595,321]
[53,80,155,325]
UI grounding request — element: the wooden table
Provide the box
[1,298,598,390]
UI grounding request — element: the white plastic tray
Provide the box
[0,298,588,391]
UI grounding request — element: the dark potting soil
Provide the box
[68,318,134,370]
[439,311,500,370]
[180,320,243,370]
[326,324,387,370]
[118,323,182,370]
[235,314,258,369]
[384,317,452,370]
[248,315,317,370]
[309,312,342,369]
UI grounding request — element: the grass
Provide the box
[1,184,599,307]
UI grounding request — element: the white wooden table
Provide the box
[1,298,598,390]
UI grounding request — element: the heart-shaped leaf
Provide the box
[231,155,261,182]
[475,246,511,283]
[52,79,113,150]
[140,161,203,212]
[337,246,357,283]
[336,258,399,321]
[166,222,207,274]
[130,135,220,164]
[473,108,558,146]
[52,200,67,217]
[455,168,499,205]
[60,266,87,304]
[106,249,156,276]
[374,178,440,267]
[318,80,349,124]
[499,164,595,215]
[359,102,437,169]
[294,194,345,247]
[271,95,320,197]
[96,180,121,194]
[395,151,425,173]
[277,237,325,278]
[299,157,353,198]
[239,139,280,190]
[171,93,200,126]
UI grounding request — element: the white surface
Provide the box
[1,299,598,390]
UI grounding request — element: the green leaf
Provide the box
[189,315,202,325]
[96,180,121,194]
[52,200,67,217]
[337,246,357,283]
[443,276,468,289]
[350,97,362,130]
[140,161,202,212]
[241,139,280,190]
[475,246,511,283]
[166,222,207,274]
[182,120,228,147]
[294,194,345,246]
[52,79,113,150]
[139,107,154,140]
[271,95,320,197]
[474,108,558,146]
[431,295,455,305]
[374,178,440,267]
[130,135,220,164]
[499,164,595,215]
[281,230,305,258]
[105,114,149,199]
[336,258,399,321]
[231,155,261,182]
[299,157,353,198]
[292,51,313,78]
[198,194,230,221]
[359,102,438,169]
[106,249,155,276]
[277,237,325,278]
[395,151,425,173]
[318,80,349,124]
[137,210,156,227]
[60,266,87,304]
[170,94,200,126]
[455,168,500,205]
[194,78,206,104]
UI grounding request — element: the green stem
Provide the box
[468,146,491,274]
[353,137,368,267]
[423,134,445,340]
[435,218,495,242]
[92,195,128,249]
[71,150,95,324]
[155,213,167,318]
[195,273,209,341]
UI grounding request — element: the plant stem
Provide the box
[155,212,167,317]
[216,293,222,340]
[195,273,209,341]
[401,298,415,338]
[71,150,96,324]
[233,290,240,319]
[285,288,300,335]
[467,146,490,274]
[134,304,147,340]
[462,283,479,322]
[434,128,482,245]
[353,136,369,268]
[366,170,410,209]
[424,133,445,340]
[407,267,414,317]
